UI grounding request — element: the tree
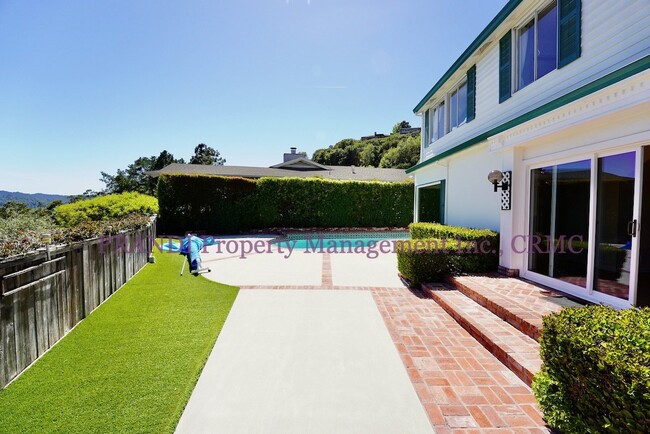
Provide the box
[392,120,412,134]
[100,150,184,195]
[0,201,30,218]
[189,144,225,165]
[378,136,420,169]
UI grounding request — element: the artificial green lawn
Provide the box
[0,250,238,433]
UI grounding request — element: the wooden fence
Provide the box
[0,222,156,389]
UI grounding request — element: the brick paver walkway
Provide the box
[430,289,541,386]
[450,274,582,340]
[372,286,548,433]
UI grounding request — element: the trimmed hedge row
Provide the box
[54,192,158,227]
[532,306,650,433]
[397,222,500,286]
[156,174,413,234]
[410,222,499,245]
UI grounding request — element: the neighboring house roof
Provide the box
[269,158,328,170]
[148,163,410,183]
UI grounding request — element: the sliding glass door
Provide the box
[529,160,591,286]
[527,148,643,306]
[593,152,636,300]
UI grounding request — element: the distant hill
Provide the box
[0,191,70,208]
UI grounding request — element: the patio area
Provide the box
[178,235,558,432]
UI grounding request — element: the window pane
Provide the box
[537,2,558,79]
[424,109,430,145]
[594,152,636,300]
[457,83,467,125]
[518,20,535,89]
[529,160,591,286]
[431,108,437,141]
[450,90,458,129]
[437,102,445,139]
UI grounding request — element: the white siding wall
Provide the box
[419,0,650,161]
[415,142,501,231]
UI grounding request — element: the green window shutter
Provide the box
[558,0,581,68]
[499,32,512,103]
[424,109,430,147]
[466,65,476,122]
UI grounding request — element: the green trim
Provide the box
[466,65,476,122]
[406,55,650,174]
[499,32,513,103]
[413,0,524,114]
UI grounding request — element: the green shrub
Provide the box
[156,174,258,234]
[254,177,413,229]
[409,222,499,245]
[156,174,413,234]
[396,236,499,286]
[53,192,158,227]
[0,214,152,259]
[532,306,650,433]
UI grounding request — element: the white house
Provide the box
[408,0,650,308]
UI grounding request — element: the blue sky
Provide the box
[0,0,507,195]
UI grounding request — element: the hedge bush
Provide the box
[532,306,650,433]
[54,193,158,227]
[254,177,413,229]
[0,214,152,259]
[157,174,257,234]
[156,174,413,234]
[410,222,499,245]
[396,236,499,286]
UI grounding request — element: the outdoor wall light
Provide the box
[487,170,508,192]
[487,170,512,211]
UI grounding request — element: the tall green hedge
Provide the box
[156,174,257,234]
[533,306,650,433]
[156,174,413,234]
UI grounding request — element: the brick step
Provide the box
[447,275,579,341]
[426,287,541,386]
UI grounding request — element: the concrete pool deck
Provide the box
[175,290,434,434]
[176,235,548,432]
[199,236,405,288]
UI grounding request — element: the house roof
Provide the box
[269,157,328,170]
[413,0,524,114]
[148,163,410,183]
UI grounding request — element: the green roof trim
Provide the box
[412,0,524,114]
[406,55,650,174]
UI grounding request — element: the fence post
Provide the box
[81,243,90,318]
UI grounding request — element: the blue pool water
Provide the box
[275,233,410,250]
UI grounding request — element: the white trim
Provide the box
[489,70,650,152]
[522,142,644,308]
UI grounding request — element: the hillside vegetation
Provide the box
[311,122,420,169]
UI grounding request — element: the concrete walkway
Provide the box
[176,290,433,434]
[175,235,548,432]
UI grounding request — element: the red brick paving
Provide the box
[428,289,541,386]
[371,286,549,432]
[449,274,582,341]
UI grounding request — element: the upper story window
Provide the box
[432,102,445,142]
[517,1,558,90]
[450,81,468,130]
[499,0,581,103]
[422,65,476,148]
[424,103,445,147]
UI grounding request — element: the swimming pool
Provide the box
[274,232,410,250]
